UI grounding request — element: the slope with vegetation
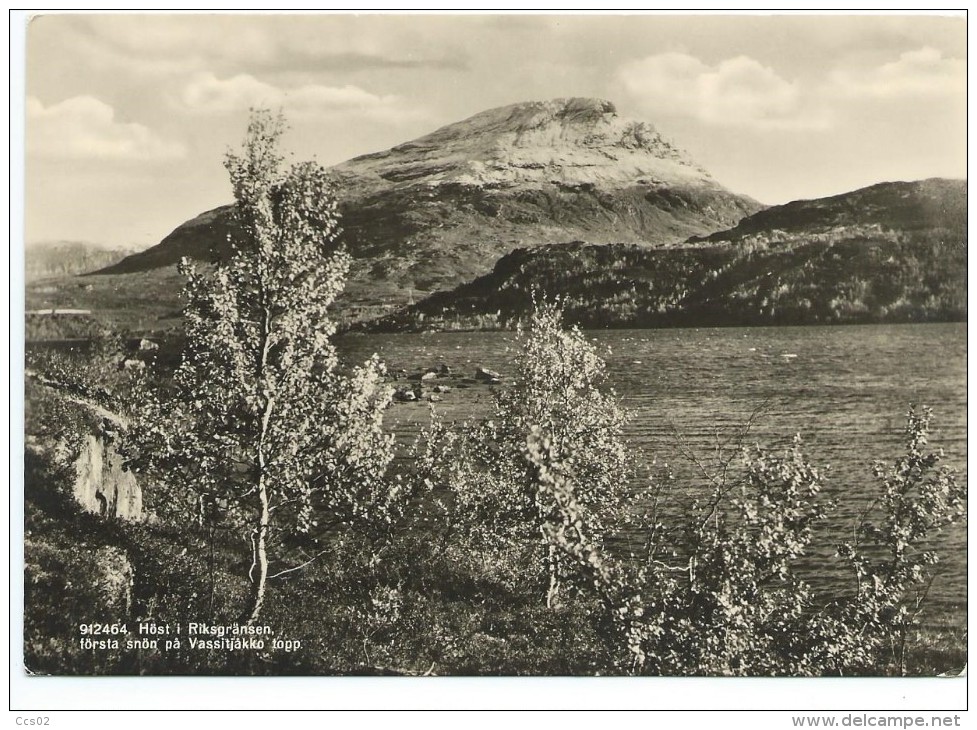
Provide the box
[24,303,967,676]
[372,179,966,331]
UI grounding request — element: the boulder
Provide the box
[393,387,418,402]
[138,338,159,351]
[475,367,503,384]
[73,434,143,522]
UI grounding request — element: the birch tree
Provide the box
[138,110,393,623]
[433,302,633,607]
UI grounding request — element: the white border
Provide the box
[7,7,971,715]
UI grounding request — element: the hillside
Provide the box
[686,178,966,247]
[371,179,967,331]
[95,98,760,307]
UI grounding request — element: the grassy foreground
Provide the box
[23,471,966,677]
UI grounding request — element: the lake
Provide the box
[339,323,967,628]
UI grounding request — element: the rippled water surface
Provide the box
[338,323,967,625]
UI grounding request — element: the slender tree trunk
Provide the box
[245,477,270,624]
[546,544,560,609]
[537,469,561,609]
[244,298,274,625]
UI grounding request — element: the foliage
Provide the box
[26,335,148,418]
[591,407,965,677]
[409,306,965,677]
[24,350,966,676]
[522,428,646,670]
[131,109,396,622]
[25,379,95,465]
[825,406,967,675]
[25,339,148,520]
[21,117,965,676]
[426,302,633,607]
[613,437,832,675]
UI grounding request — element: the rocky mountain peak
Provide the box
[334,98,710,192]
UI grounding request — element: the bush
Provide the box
[426,301,634,608]
[25,326,965,676]
[611,407,965,676]
[826,406,966,675]
[622,436,832,675]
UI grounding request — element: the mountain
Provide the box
[26,241,136,281]
[686,178,966,246]
[96,98,760,306]
[371,179,967,331]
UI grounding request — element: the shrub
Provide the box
[427,301,633,607]
[612,407,964,676]
[419,305,964,676]
[619,437,831,675]
[826,406,966,675]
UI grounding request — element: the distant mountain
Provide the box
[26,241,136,281]
[686,178,965,246]
[90,208,236,276]
[372,179,966,330]
[96,98,760,303]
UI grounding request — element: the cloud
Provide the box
[72,15,467,77]
[617,52,828,131]
[270,50,469,74]
[180,72,418,122]
[829,47,965,99]
[616,46,964,134]
[27,96,186,161]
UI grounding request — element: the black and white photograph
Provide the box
[13,9,968,711]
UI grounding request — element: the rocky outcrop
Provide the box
[393,386,418,402]
[73,432,143,522]
[26,370,143,521]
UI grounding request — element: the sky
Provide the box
[21,12,967,250]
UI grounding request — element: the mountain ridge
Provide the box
[686,177,965,246]
[369,178,966,331]
[94,98,761,304]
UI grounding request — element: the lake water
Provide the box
[337,323,967,627]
